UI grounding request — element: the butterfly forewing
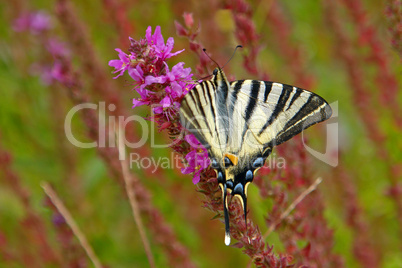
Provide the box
[180,80,228,159]
[230,80,332,152]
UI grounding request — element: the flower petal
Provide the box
[132,98,148,108]
[160,95,171,108]
[109,59,123,69]
[153,26,165,48]
[128,66,144,81]
[192,173,201,184]
[145,26,152,44]
[185,134,200,148]
[181,166,194,174]
[153,106,163,114]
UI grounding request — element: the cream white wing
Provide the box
[228,80,332,159]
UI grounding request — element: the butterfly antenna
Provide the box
[222,45,243,69]
[202,48,220,68]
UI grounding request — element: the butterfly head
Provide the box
[211,67,229,86]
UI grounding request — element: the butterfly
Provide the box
[179,67,332,245]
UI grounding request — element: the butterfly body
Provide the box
[179,68,332,245]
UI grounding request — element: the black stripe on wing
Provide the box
[274,94,332,146]
[263,81,273,102]
[258,84,292,136]
[244,81,261,123]
[229,80,244,115]
[286,87,302,111]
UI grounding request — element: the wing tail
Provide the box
[223,183,231,246]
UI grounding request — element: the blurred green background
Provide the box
[0,0,401,267]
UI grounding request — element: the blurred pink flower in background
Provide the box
[13,11,52,34]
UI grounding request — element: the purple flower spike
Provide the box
[110,26,209,184]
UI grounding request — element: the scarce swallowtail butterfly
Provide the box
[179,67,332,245]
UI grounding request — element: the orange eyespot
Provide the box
[224,153,238,166]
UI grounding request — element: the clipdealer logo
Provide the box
[64,101,339,167]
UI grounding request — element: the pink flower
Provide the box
[184,134,201,148]
[165,84,183,99]
[181,149,210,184]
[153,95,171,114]
[145,26,184,60]
[13,11,52,34]
[160,95,172,108]
[132,98,149,108]
[153,62,193,84]
[109,49,133,78]
[46,38,70,57]
[31,61,67,85]
[127,65,143,81]
[165,62,193,83]
[181,134,210,184]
